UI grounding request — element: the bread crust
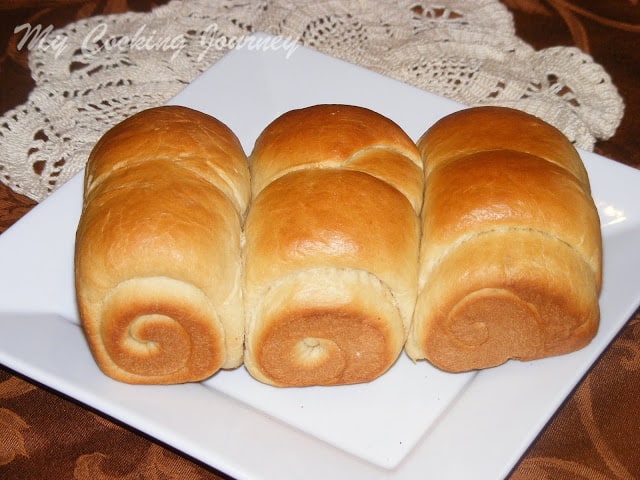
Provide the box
[406,106,602,371]
[75,105,250,384]
[243,104,422,386]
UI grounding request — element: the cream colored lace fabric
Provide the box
[0,0,624,202]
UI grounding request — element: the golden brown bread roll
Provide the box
[74,105,250,384]
[243,104,423,386]
[405,106,602,372]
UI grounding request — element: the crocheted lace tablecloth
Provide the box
[0,0,624,202]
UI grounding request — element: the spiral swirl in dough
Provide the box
[75,106,249,384]
[243,105,423,387]
[405,107,602,372]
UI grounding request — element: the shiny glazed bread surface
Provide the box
[74,105,250,384]
[243,104,423,386]
[405,106,602,372]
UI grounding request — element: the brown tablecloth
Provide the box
[1,1,639,479]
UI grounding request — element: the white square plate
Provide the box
[1,33,640,480]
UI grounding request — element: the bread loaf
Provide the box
[74,106,250,384]
[243,104,423,386]
[405,106,602,372]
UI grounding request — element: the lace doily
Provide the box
[0,0,624,202]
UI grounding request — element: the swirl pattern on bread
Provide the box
[405,106,602,372]
[243,104,423,386]
[74,106,250,384]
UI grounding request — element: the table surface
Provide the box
[1,1,639,479]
